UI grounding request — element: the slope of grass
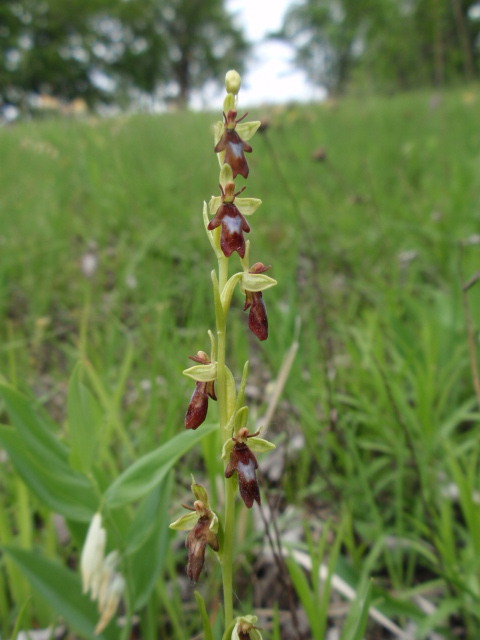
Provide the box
[1,86,480,638]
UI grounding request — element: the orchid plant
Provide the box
[169,69,277,637]
[79,70,277,638]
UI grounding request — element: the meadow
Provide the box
[1,87,480,639]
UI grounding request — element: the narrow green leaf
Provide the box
[194,590,214,640]
[104,423,217,508]
[9,596,32,640]
[67,363,102,473]
[127,475,173,609]
[0,426,97,522]
[3,547,117,640]
[0,384,67,462]
[340,578,373,640]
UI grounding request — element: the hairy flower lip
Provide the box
[244,290,268,341]
[225,439,261,508]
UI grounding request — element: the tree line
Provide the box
[1,0,479,112]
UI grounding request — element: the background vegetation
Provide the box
[1,86,480,638]
[2,0,480,638]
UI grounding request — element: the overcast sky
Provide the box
[192,0,325,109]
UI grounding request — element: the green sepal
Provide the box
[235,197,262,215]
[169,511,198,531]
[229,615,263,640]
[235,406,249,432]
[182,363,217,382]
[223,93,236,113]
[209,194,261,219]
[220,163,233,186]
[191,482,209,505]
[209,196,222,217]
[237,120,261,141]
[221,438,234,461]
[204,201,222,258]
[213,120,223,147]
[248,436,276,454]
[241,272,277,293]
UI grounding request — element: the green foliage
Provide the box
[1,88,480,637]
[276,0,480,94]
[0,0,248,110]
[3,547,118,640]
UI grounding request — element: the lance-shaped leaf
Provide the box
[104,423,217,508]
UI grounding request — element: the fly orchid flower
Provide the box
[231,615,263,640]
[224,426,275,508]
[207,182,250,258]
[241,263,276,341]
[169,481,219,582]
[214,110,252,179]
[183,350,217,430]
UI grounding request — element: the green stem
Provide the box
[215,253,235,627]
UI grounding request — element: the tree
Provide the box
[275,0,480,95]
[0,0,115,109]
[0,0,249,111]
[110,0,249,108]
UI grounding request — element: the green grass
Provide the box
[1,86,480,638]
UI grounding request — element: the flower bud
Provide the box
[225,70,241,95]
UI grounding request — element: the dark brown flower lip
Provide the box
[225,435,261,508]
[207,197,251,259]
[243,291,268,341]
[214,113,253,179]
